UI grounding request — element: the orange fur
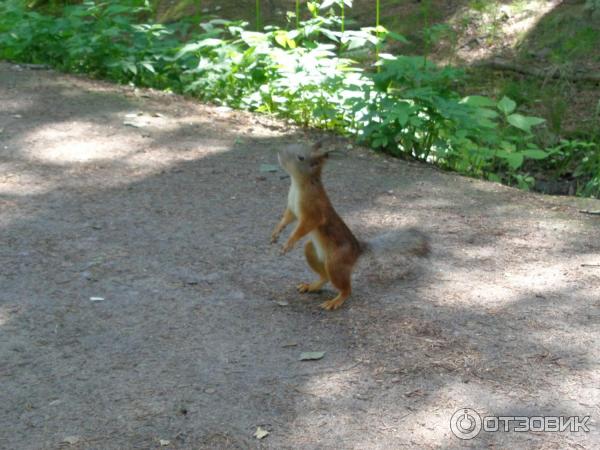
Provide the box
[272,141,362,310]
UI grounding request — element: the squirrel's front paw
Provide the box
[270,232,280,244]
[281,241,294,255]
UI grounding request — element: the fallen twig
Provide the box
[474,58,600,83]
[579,210,600,216]
[581,264,600,268]
[13,63,51,71]
[275,361,363,380]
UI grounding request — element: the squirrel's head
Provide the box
[277,140,329,179]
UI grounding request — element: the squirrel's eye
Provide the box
[297,155,305,161]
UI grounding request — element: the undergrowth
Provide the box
[0,0,598,197]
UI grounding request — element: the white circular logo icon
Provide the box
[450,408,482,440]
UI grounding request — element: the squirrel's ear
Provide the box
[312,139,325,153]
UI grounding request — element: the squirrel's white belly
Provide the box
[310,232,326,261]
[287,179,300,217]
[288,179,325,261]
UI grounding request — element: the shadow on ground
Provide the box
[0,62,599,449]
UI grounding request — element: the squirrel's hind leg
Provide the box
[297,241,328,293]
[321,261,352,311]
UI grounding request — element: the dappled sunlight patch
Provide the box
[0,170,55,196]
[359,402,454,445]
[33,139,129,164]
[0,307,10,326]
[532,217,589,234]
[503,1,559,40]
[502,265,569,293]
[429,252,571,306]
[285,376,474,446]
[347,207,424,231]
[18,115,237,167]
[122,141,233,168]
[22,123,138,163]
[299,368,361,400]
[284,370,373,443]
[451,0,562,63]
[286,317,599,446]
[399,194,455,210]
[428,269,520,307]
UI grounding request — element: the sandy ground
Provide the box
[0,62,599,450]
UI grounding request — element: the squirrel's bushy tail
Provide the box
[361,227,430,258]
[358,227,430,282]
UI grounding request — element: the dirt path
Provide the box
[1,62,599,450]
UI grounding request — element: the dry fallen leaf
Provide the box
[62,436,80,445]
[404,388,425,398]
[123,121,142,128]
[254,426,269,439]
[259,164,279,173]
[299,351,325,361]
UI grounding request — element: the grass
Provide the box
[517,2,600,65]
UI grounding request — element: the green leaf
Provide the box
[274,33,287,48]
[240,31,268,47]
[320,28,340,42]
[507,114,545,134]
[498,151,524,170]
[477,117,497,129]
[273,31,296,49]
[409,116,423,127]
[197,38,225,47]
[140,61,155,74]
[487,173,502,183]
[320,0,337,8]
[388,103,412,126]
[122,61,137,75]
[371,136,386,148]
[521,149,549,159]
[386,31,409,43]
[497,96,516,115]
[175,42,202,59]
[477,108,499,119]
[500,141,516,152]
[344,34,368,50]
[462,95,497,107]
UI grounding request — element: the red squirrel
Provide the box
[271,141,429,310]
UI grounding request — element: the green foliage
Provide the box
[586,0,600,8]
[0,0,598,197]
[357,57,556,189]
[539,139,600,196]
[518,3,600,66]
[0,0,181,85]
